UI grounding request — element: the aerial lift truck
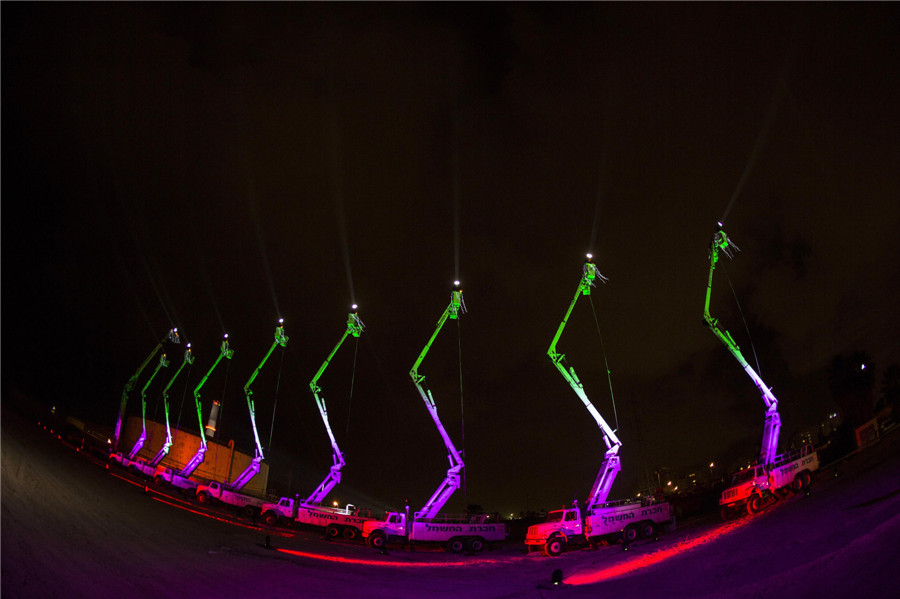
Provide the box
[362,283,506,553]
[110,350,170,468]
[112,328,180,453]
[132,344,195,477]
[261,307,374,540]
[155,334,234,491]
[196,320,288,516]
[704,226,818,519]
[525,256,673,556]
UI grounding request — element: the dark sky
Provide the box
[3,3,899,516]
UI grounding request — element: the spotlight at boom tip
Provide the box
[351,304,358,311]
[586,253,593,260]
[278,318,284,325]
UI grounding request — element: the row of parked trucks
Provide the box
[110,225,819,554]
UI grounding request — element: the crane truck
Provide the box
[525,256,674,557]
[704,226,818,519]
[112,328,180,453]
[110,352,170,468]
[362,283,507,553]
[195,321,287,516]
[261,307,375,540]
[155,334,234,492]
[132,345,194,477]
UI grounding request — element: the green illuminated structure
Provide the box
[148,344,195,468]
[179,335,234,478]
[305,306,365,505]
[113,328,179,452]
[229,320,289,491]
[126,352,170,461]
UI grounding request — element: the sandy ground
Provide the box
[3,406,899,599]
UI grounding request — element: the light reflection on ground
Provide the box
[565,516,752,585]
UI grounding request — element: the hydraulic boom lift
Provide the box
[704,226,780,466]
[143,345,194,471]
[178,335,234,480]
[362,283,506,553]
[230,319,288,491]
[305,307,365,505]
[547,256,620,507]
[410,282,466,520]
[705,225,818,518]
[113,328,180,452]
[126,352,170,462]
[525,255,673,556]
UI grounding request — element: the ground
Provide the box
[2,406,899,599]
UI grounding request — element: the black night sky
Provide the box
[3,3,899,516]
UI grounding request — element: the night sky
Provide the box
[3,3,898,517]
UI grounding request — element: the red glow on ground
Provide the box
[566,517,752,585]
[149,496,269,532]
[275,547,516,568]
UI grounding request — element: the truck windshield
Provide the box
[546,511,564,523]
[732,469,756,484]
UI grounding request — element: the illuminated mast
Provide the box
[228,319,288,491]
[547,255,621,508]
[179,335,234,478]
[148,344,195,468]
[305,307,365,505]
[411,282,466,520]
[126,352,170,461]
[113,328,180,452]
[704,225,781,466]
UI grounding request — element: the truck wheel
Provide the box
[792,475,804,492]
[468,537,485,553]
[622,524,639,544]
[343,527,359,541]
[747,494,762,515]
[263,512,279,527]
[544,536,566,557]
[447,538,466,553]
[197,491,210,504]
[243,506,259,519]
[153,475,165,486]
[801,471,812,489]
[326,524,341,539]
[368,530,387,550]
[640,522,656,539]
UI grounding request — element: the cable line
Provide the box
[267,345,286,452]
[347,335,360,435]
[724,267,763,377]
[589,294,619,433]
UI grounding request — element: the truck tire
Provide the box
[263,511,279,527]
[153,475,165,486]
[447,538,466,553]
[197,491,210,504]
[747,494,762,515]
[367,530,387,549]
[639,521,656,539]
[622,524,639,544]
[326,524,341,539]
[544,536,566,557]
[792,474,804,492]
[468,537,485,553]
[243,505,259,520]
[343,527,359,541]
[801,470,812,489]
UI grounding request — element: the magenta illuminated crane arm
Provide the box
[229,320,288,491]
[548,256,620,509]
[305,308,365,505]
[410,283,466,520]
[704,226,781,466]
